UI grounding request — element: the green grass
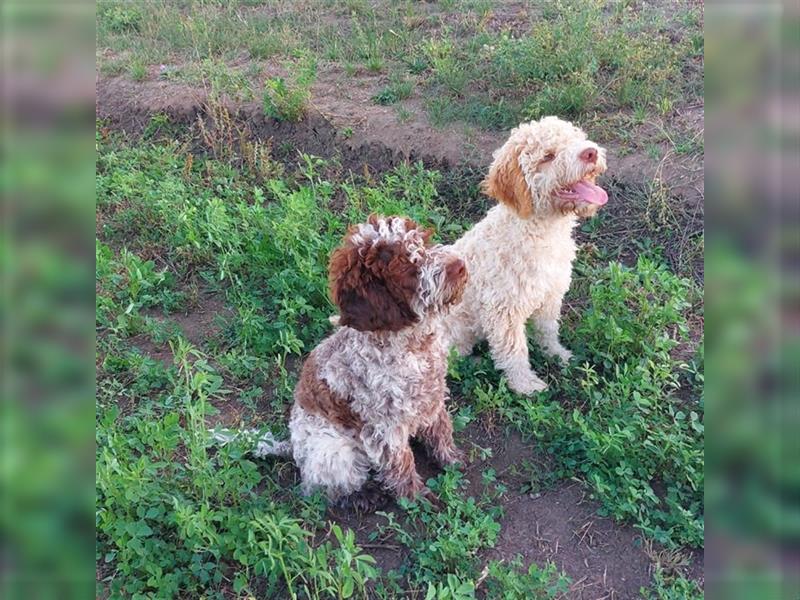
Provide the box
[96,0,703,139]
[96,119,703,596]
[372,75,413,106]
[421,0,699,128]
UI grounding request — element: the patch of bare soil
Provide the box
[308,66,505,167]
[96,76,206,132]
[467,427,652,600]
[490,483,652,599]
[169,293,231,347]
[97,72,703,209]
[128,333,175,366]
[129,293,231,362]
[96,74,500,175]
[323,422,696,598]
[607,105,705,211]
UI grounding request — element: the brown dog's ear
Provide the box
[328,239,419,332]
[482,144,533,218]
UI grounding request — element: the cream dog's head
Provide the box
[483,116,608,219]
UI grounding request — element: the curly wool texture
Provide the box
[290,216,467,502]
[441,117,608,395]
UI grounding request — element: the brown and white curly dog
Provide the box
[239,215,468,508]
[441,116,609,395]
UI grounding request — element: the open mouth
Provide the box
[556,176,608,206]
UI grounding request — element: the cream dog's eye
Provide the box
[542,151,556,163]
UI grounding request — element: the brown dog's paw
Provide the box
[436,446,466,468]
[337,482,392,514]
[418,487,445,511]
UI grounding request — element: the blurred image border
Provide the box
[704,1,799,598]
[1,0,798,597]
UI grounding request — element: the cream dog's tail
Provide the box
[210,428,292,458]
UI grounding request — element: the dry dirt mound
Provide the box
[97,75,498,174]
[97,75,703,212]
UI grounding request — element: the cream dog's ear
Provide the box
[481,142,535,218]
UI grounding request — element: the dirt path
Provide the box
[96,74,703,210]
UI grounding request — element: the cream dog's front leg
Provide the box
[486,316,547,395]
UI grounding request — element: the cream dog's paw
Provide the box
[508,371,548,395]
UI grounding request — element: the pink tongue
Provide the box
[572,180,608,205]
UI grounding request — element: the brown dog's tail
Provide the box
[210,428,292,458]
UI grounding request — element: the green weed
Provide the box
[97,341,378,598]
[188,59,254,101]
[421,576,475,600]
[95,241,184,333]
[641,566,704,600]
[97,1,143,34]
[128,59,147,82]
[372,75,413,105]
[404,54,429,75]
[263,56,317,122]
[374,469,569,598]
[142,113,172,140]
[352,16,386,72]
[396,106,413,122]
[424,37,469,95]
[376,469,502,585]
[97,134,449,358]
[483,557,571,599]
[248,35,283,60]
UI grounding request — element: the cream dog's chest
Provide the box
[462,231,576,312]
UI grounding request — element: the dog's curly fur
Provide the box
[288,215,467,504]
[441,117,608,395]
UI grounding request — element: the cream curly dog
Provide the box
[219,216,468,508]
[441,117,608,395]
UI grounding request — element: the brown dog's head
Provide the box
[483,116,609,219]
[329,215,467,332]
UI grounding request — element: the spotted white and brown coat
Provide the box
[287,215,467,502]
